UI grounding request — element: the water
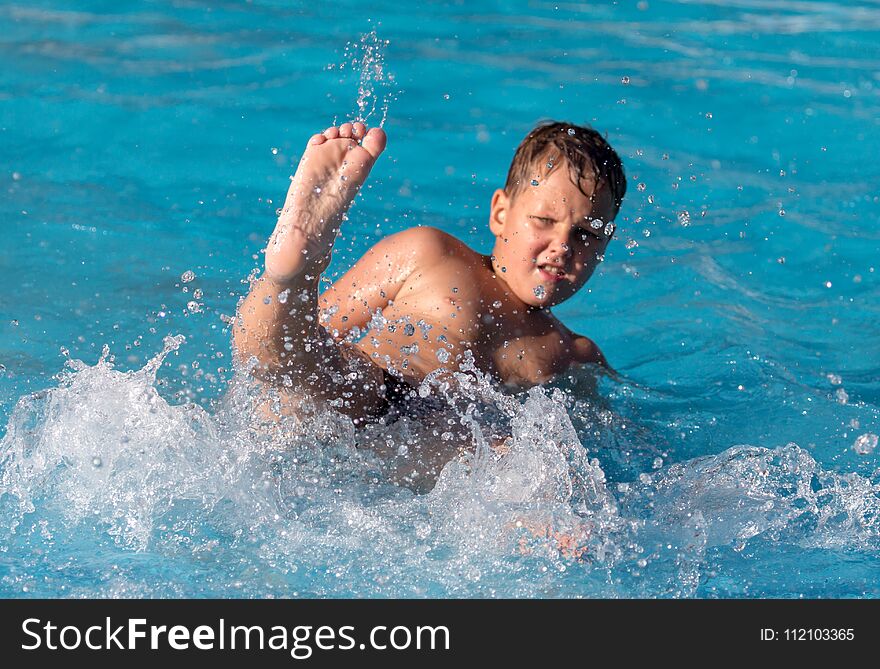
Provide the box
[1,0,879,598]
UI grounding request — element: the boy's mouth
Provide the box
[537,264,566,282]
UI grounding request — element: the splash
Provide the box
[626,443,880,552]
[0,340,624,596]
[2,339,879,597]
[0,335,230,551]
[333,30,398,127]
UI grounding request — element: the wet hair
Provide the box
[504,120,627,219]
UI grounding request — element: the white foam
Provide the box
[2,340,878,596]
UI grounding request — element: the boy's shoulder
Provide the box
[387,226,475,259]
[383,226,485,287]
[549,314,607,366]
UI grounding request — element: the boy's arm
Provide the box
[571,334,626,383]
[319,226,449,339]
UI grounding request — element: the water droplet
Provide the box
[443,93,450,100]
[403,323,415,337]
[824,281,832,288]
[567,128,575,135]
[340,174,347,181]
[621,75,630,84]
[853,433,878,455]
[314,187,322,193]
[187,301,201,313]
[436,348,450,363]
[678,211,690,226]
[590,219,603,229]
[181,270,196,283]
[271,147,279,155]
[827,373,842,386]
[625,239,638,250]
[546,161,553,169]
[603,222,615,236]
[277,288,290,304]
[835,388,849,404]
[91,456,102,468]
[192,288,203,300]
[647,194,655,204]
[530,179,539,186]
[778,208,785,217]
[533,285,546,299]
[492,300,502,308]
[637,182,646,191]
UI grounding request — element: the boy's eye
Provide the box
[530,216,554,225]
[575,229,601,243]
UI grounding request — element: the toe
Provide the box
[308,133,326,145]
[323,126,340,139]
[352,122,366,139]
[338,122,353,138]
[360,127,387,159]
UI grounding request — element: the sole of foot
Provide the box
[265,121,387,283]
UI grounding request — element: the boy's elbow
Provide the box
[573,336,608,367]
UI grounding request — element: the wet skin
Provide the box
[235,122,615,422]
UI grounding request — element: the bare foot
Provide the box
[265,122,387,282]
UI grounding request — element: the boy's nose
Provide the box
[547,232,573,261]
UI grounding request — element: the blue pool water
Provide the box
[1,0,879,598]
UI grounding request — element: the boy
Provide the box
[234,120,626,430]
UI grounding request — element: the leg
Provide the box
[234,122,388,421]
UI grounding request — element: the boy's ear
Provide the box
[489,189,509,236]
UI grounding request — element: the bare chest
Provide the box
[352,260,576,386]
[355,294,475,379]
[358,303,575,389]
[485,326,575,387]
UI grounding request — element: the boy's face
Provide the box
[489,162,616,309]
